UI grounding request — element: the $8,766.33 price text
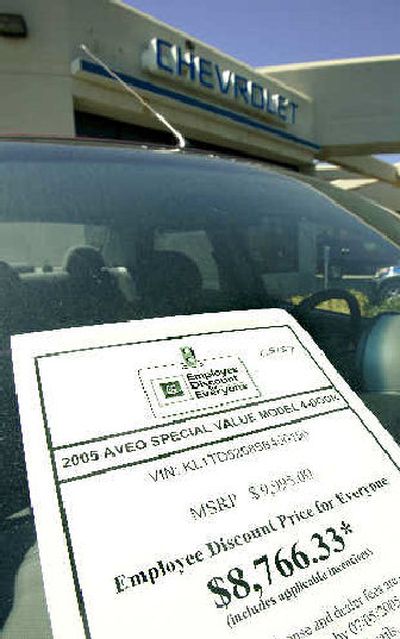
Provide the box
[207,522,352,609]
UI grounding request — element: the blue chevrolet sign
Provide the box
[142,38,299,125]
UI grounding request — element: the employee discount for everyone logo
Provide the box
[139,345,261,418]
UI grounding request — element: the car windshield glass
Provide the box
[1,142,400,636]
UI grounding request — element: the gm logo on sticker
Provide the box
[159,380,185,399]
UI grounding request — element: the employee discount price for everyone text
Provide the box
[207,522,352,609]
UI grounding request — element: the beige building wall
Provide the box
[0,0,74,135]
[261,56,400,156]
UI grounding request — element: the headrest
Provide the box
[0,261,20,286]
[137,251,202,297]
[63,246,105,280]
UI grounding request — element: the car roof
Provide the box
[0,137,398,249]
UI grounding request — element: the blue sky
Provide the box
[126,0,399,67]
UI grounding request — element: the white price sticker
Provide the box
[10,310,400,639]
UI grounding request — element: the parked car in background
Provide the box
[375,264,400,301]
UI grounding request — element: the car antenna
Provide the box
[80,44,186,150]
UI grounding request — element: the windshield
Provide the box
[1,141,400,636]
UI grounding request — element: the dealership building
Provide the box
[1,0,400,209]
